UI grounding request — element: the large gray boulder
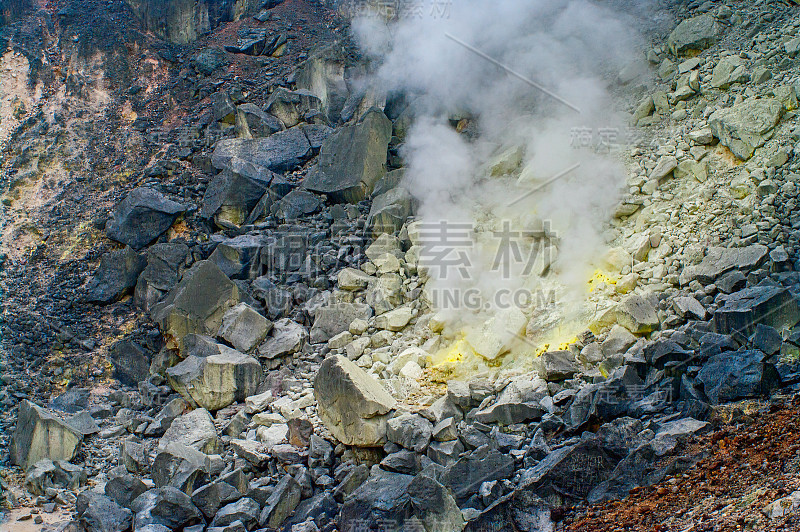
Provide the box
[259,474,302,529]
[131,487,203,530]
[201,169,274,228]
[314,355,397,446]
[680,244,769,285]
[76,491,133,532]
[697,350,780,404]
[166,345,261,411]
[152,260,240,351]
[152,442,221,493]
[105,187,186,250]
[134,242,190,311]
[441,449,515,504]
[310,302,372,344]
[24,459,86,496]
[303,108,392,203]
[667,14,721,56]
[158,408,221,454]
[713,286,800,337]
[11,400,83,470]
[109,339,151,386]
[338,470,414,532]
[366,184,414,236]
[85,247,146,304]
[615,294,660,334]
[258,318,307,359]
[709,98,784,160]
[212,126,312,176]
[217,303,272,353]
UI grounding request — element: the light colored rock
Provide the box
[11,400,83,471]
[314,355,397,446]
[167,346,261,411]
[615,294,660,334]
[464,308,527,360]
[218,303,271,353]
[159,409,221,455]
[667,15,721,56]
[258,319,307,359]
[338,268,373,290]
[708,98,784,160]
[649,156,677,181]
[373,305,413,331]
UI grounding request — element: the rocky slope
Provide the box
[4,0,800,531]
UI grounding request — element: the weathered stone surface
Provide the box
[11,400,83,470]
[135,242,190,311]
[473,376,547,425]
[441,449,514,504]
[237,103,283,137]
[85,247,146,304]
[152,260,240,351]
[464,308,528,360]
[373,305,413,331]
[212,127,312,176]
[338,471,414,532]
[667,15,721,56]
[191,481,244,520]
[209,234,265,280]
[310,303,372,344]
[258,318,307,359]
[539,350,579,381]
[259,475,302,529]
[709,98,784,159]
[465,490,552,532]
[24,459,86,496]
[697,350,780,404]
[680,245,769,285]
[714,286,800,337]
[105,187,186,250]
[710,55,749,89]
[616,294,659,334]
[367,184,414,236]
[131,487,203,530]
[107,339,152,387]
[152,442,220,493]
[274,189,323,221]
[303,108,392,203]
[386,413,433,452]
[167,345,260,411]
[201,169,273,228]
[407,473,464,532]
[159,409,221,454]
[211,497,260,529]
[105,473,149,509]
[218,303,272,353]
[314,355,397,446]
[76,491,133,532]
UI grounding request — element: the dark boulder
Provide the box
[696,349,780,404]
[85,247,146,304]
[105,187,186,250]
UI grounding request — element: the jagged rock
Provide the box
[209,234,265,280]
[310,303,372,343]
[159,409,221,454]
[519,438,622,505]
[252,277,293,319]
[131,487,203,530]
[259,475,302,529]
[85,246,146,304]
[212,127,311,176]
[649,155,677,181]
[24,459,86,495]
[258,318,307,359]
[381,449,422,474]
[708,98,784,160]
[105,187,186,250]
[152,260,240,351]
[212,91,237,122]
[201,169,273,228]
[11,400,83,470]
[601,325,637,357]
[191,47,227,75]
[427,439,465,467]
[673,296,707,320]
[303,108,392,203]
[539,350,579,381]
[387,413,433,452]
[109,339,151,386]
[697,350,780,404]
[441,449,514,504]
[314,355,397,446]
[473,376,547,425]
[76,491,133,532]
[367,185,414,236]
[373,305,413,331]
[237,103,283,137]
[135,242,190,311]
[616,294,660,334]
[192,481,244,520]
[407,473,464,532]
[337,267,373,290]
[465,489,552,532]
[265,88,322,128]
[167,345,260,411]
[105,473,149,509]
[680,245,769,285]
[120,441,150,474]
[211,498,260,529]
[274,189,323,220]
[152,442,221,493]
[231,438,271,467]
[751,324,782,356]
[218,303,272,353]
[66,411,100,436]
[145,397,189,437]
[464,308,528,360]
[338,470,414,532]
[714,286,800,337]
[667,14,721,56]
[710,55,749,89]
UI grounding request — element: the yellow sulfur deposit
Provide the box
[587,269,618,292]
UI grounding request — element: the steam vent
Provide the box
[8,0,800,530]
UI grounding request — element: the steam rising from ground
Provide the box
[352,0,647,363]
